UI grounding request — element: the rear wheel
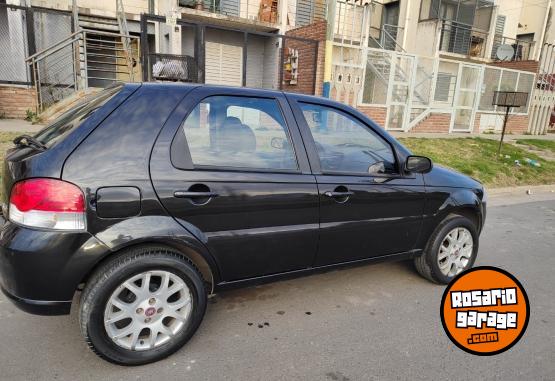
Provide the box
[414,215,478,284]
[79,245,207,365]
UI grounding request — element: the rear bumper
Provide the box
[0,217,110,316]
[1,286,71,315]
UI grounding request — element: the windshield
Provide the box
[34,84,123,147]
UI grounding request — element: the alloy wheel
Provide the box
[437,227,474,277]
[103,270,192,351]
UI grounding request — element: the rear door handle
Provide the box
[324,191,354,198]
[173,191,219,198]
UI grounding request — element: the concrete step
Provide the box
[79,15,120,32]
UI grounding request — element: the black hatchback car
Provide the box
[0,83,486,365]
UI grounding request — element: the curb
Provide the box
[489,184,555,196]
[488,184,555,206]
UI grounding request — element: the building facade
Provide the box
[324,0,551,134]
[1,0,553,134]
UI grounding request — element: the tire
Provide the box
[414,214,479,284]
[79,245,207,365]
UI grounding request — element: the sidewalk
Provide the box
[391,131,555,141]
[0,119,44,133]
[2,118,554,141]
[488,184,555,206]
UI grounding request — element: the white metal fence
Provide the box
[527,43,555,135]
[331,47,536,132]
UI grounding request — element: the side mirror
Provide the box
[405,155,432,173]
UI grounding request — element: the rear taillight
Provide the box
[9,178,86,230]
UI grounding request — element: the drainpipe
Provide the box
[322,0,336,98]
[537,0,552,60]
[72,0,79,33]
[279,0,289,33]
[401,0,411,51]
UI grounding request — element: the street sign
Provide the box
[492,91,529,107]
[492,91,530,155]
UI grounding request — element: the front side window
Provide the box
[182,96,297,171]
[299,103,396,175]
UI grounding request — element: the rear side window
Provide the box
[34,84,123,147]
[181,96,298,171]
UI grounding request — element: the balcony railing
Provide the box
[439,20,489,58]
[179,0,279,24]
[491,36,535,61]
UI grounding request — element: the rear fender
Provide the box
[92,216,221,290]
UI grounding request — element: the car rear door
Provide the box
[150,87,319,282]
[287,95,426,266]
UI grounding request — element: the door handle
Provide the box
[173,191,219,198]
[324,191,354,198]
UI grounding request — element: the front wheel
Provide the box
[414,215,479,284]
[79,246,207,365]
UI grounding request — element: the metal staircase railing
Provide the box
[368,27,433,104]
[367,26,436,129]
[26,29,140,112]
[26,31,83,112]
[116,0,135,82]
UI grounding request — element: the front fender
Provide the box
[417,187,484,249]
[435,188,482,218]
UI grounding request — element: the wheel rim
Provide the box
[437,227,474,277]
[103,270,192,351]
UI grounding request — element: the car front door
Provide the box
[287,96,426,266]
[150,87,319,281]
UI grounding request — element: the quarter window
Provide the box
[182,96,297,171]
[299,103,397,175]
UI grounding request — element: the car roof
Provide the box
[135,82,326,103]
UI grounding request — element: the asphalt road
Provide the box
[1,196,554,380]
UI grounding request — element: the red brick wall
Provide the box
[487,60,539,73]
[283,20,326,96]
[473,112,529,134]
[411,113,451,133]
[473,113,481,133]
[0,86,37,119]
[506,115,529,133]
[358,106,387,128]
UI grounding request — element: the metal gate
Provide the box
[385,53,414,131]
[451,63,481,132]
[139,14,319,94]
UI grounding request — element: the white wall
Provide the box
[402,0,424,54]
[30,0,149,17]
[517,0,550,41]
[497,0,527,40]
[411,20,440,57]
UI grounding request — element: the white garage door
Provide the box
[205,31,243,86]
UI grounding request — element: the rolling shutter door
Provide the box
[295,0,324,27]
[205,33,243,86]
